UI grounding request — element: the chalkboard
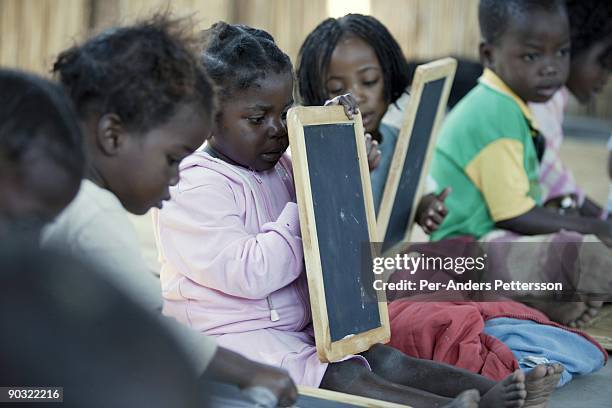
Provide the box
[288,106,390,363]
[298,386,410,408]
[377,58,457,257]
[204,382,409,407]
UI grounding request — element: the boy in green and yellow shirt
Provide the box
[431,0,612,327]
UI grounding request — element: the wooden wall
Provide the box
[0,0,610,119]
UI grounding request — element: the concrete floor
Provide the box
[550,357,611,407]
[129,133,612,407]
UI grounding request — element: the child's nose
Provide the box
[350,85,366,105]
[169,175,180,186]
[268,118,286,139]
[541,61,559,77]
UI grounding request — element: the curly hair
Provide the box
[566,0,612,60]
[479,0,566,45]
[0,69,84,176]
[297,14,410,107]
[200,22,293,103]
[53,15,215,133]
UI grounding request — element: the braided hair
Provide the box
[53,15,215,134]
[297,14,410,106]
[201,22,293,103]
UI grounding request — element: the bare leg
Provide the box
[363,344,495,395]
[362,344,526,408]
[320,359,474,408]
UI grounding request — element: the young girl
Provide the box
[42,16,297,406]
[297,14,449,234]
[0,69,84,242]
[155,21,563,408]
[530,0,612,220]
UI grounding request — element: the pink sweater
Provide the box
[154,152,349,386]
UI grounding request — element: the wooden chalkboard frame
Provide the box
[288,106,390,363]
[298,386,410,407]
[376,58,457,258]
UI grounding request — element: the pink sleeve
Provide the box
[158,181,304,300]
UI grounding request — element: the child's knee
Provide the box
[320,360,371,392]
[363,343,414,368]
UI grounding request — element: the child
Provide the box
[530,0,612,218]
[155,21,563,408]
[0,69,84,242]
[297,14,449,234]
[430,0,612,327]
[41,16,297,406]
[0,245,205,408]
[298,11,605,388]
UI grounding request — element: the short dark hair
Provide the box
[0,69,84,176]
[297,14,410,106]
[53,15,215,133]
[201,22,293,102]
[566,0,612,60]
[479,0,566,45]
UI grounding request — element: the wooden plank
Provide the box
[288,105,389,363]
[376,58,457,258]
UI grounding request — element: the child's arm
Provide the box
[470,137,612,241]
[496,207,612,243]
[158,179,303,299]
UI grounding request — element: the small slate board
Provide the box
[377,58,457,256]
[288,106,390,363]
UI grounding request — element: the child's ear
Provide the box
[479,41,495,69]
[96,114,126,156]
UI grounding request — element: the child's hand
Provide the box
[243,363,298,407]
[324,93,359,120]
[365,133,381,170]
[416,187,451,234]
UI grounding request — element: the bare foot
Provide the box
[523,364,563,407]
[528,301,602,328]
[480,370,526,408]
[568,301,603,328]
[442,389,480,408]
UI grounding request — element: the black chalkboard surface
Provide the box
[304,123,381,342]
[377,58,457,257]
[288,106,390,363]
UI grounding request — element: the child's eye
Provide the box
[522,53,538,62]
[327,88,344,96]
[556,47,570,58]
[363,78,379,87]
[247,116,265,125]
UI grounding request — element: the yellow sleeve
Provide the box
[465,138,535,221]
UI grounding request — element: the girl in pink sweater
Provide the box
[154,21,562,408]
